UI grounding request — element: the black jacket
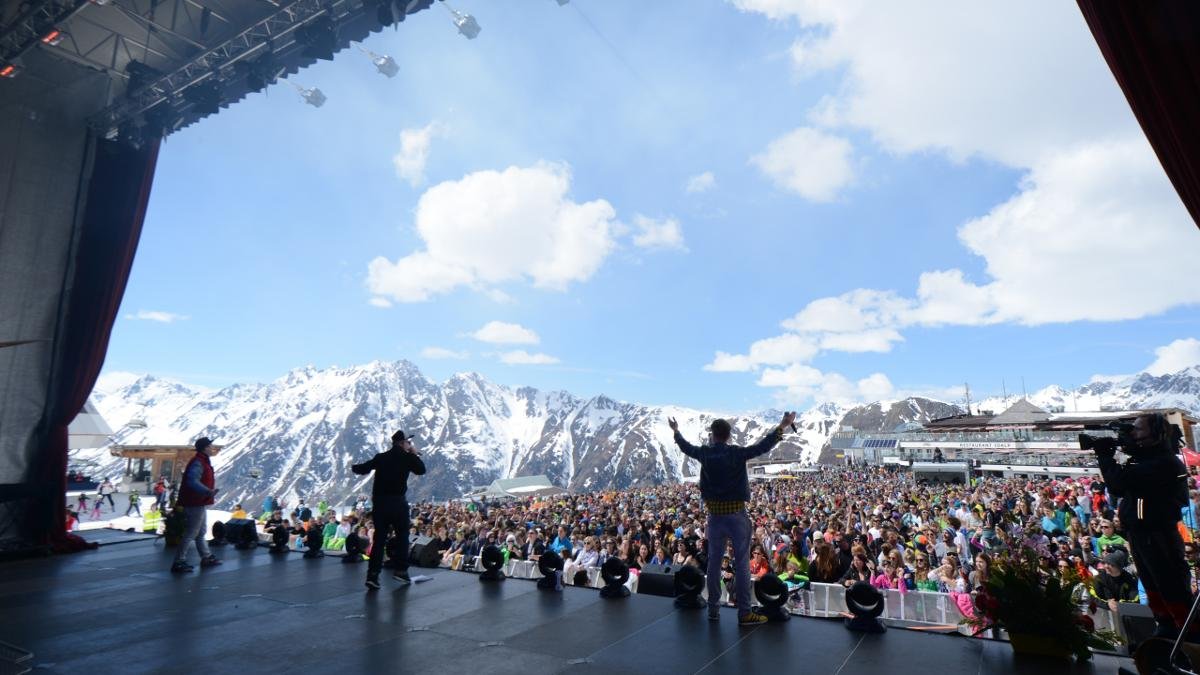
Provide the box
[352,447,426,500]
[1097,449,1187,532]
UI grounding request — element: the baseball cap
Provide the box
[1104,550,1128,567]
[195,437,214,451]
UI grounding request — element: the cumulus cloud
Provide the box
[126,310,188,323]
[420,346,469,360]
[471,321,539,345]
[707,1,1200,405]
[685,171,716,193]
[392,122,442,187]
[751,127,854,202]
[756,363,894,405]
[366,162,618,303]
[1145,338,1200,376]
[498,350,560,365]
[631,215,687,251]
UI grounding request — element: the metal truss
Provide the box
[87,0,345,135]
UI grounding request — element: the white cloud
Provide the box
[709,1,1200,405]
[498,350,560,365]
[368,297,393,308]
[1145,338,1200,376]
[750,127,854,202]
[471,321,540,345]
[631,215,687,251]
[126,310,188,323]
[685,171,716,193]
[756,363,894,405]
[366,162,618,304]
[420,346,469,360]
[392,122,442,187]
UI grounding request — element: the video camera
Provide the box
[1078,420,1136,455]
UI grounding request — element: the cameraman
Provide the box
[1093,413,1193,639]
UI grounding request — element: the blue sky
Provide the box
[101,0,1200,412]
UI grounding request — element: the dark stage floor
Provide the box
[0,531,1135,675]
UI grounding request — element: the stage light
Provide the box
[231,521,258,550]
[673,564,705,609]
[443,4,480,40]
[41,29,65,46]
[183,80,222,115]
[303,526,324,558]
[844,581,886,633]
[269,526,290,553]
[479,544,506,582]
[343,532,365,563]
[235,53,279,93]
[753,573,791,622]
[537,550,563,591]
[287,81,326,107]
[0,64,19,78]
[209,520,228,546]
[364,0,395,26]
[298,15,337,61]
[599,557,630,599]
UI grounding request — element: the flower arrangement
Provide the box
[964,546,1122,661]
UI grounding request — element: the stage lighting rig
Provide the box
[287,80,326,107]
[537,550,564,591]
[599,557,630,599]
[673,564,705,609]
[753,573,791,622]
[441,2,480,40]
[357,45,399,78]
[183,80,222,116]
[297,14,337,61]
[479,545,506,582]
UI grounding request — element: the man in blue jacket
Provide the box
[670,411,796,625]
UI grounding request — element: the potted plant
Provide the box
[964,546,1122,661]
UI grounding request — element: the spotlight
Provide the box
[537,550,563,591]
[599,557,630,599]
[269,526,290,554]
[673,564,705,609]
[443,4,480,39]
[235,53,279,93]
[753,573,791,622]
[358,46,399,78]
[125,61,163,96]
[209,520,228,546]
[0,63,20,78]
[365,0,395,26]
[479,544,506,582]
[288,81,326,107]
[343,532,365,563]
[40,29,65,46]
[183,80,222,115]
[303,527,324,558]
[844,581,886,633]
[298,15,337,61]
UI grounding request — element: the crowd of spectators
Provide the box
[206,466,1200,615]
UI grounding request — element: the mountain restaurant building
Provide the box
[835,400,1197,481]
[109,444,224,490]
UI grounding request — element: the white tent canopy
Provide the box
[67,399,113,449]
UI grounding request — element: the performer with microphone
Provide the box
[352,430,426,590]
[669,411,796,625]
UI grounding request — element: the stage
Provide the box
[0,531,1133,675]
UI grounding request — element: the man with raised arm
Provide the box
[669,411,796,625]
[352,430,427,590]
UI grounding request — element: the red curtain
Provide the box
[39,138,160,552]
[1077,1,1200,230]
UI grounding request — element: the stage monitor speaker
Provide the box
[637,562,678,598]
[224,518,258,549]
[1119,602,1157,652]
[409,535,442,568]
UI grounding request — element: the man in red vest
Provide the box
[171,437,222,574]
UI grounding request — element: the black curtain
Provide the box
[1077,1,1200,231]
[36,138,160,551]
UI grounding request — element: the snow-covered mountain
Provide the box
[974,366,1200,417]
[80,361,846,507]
[77,361,1200,508]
